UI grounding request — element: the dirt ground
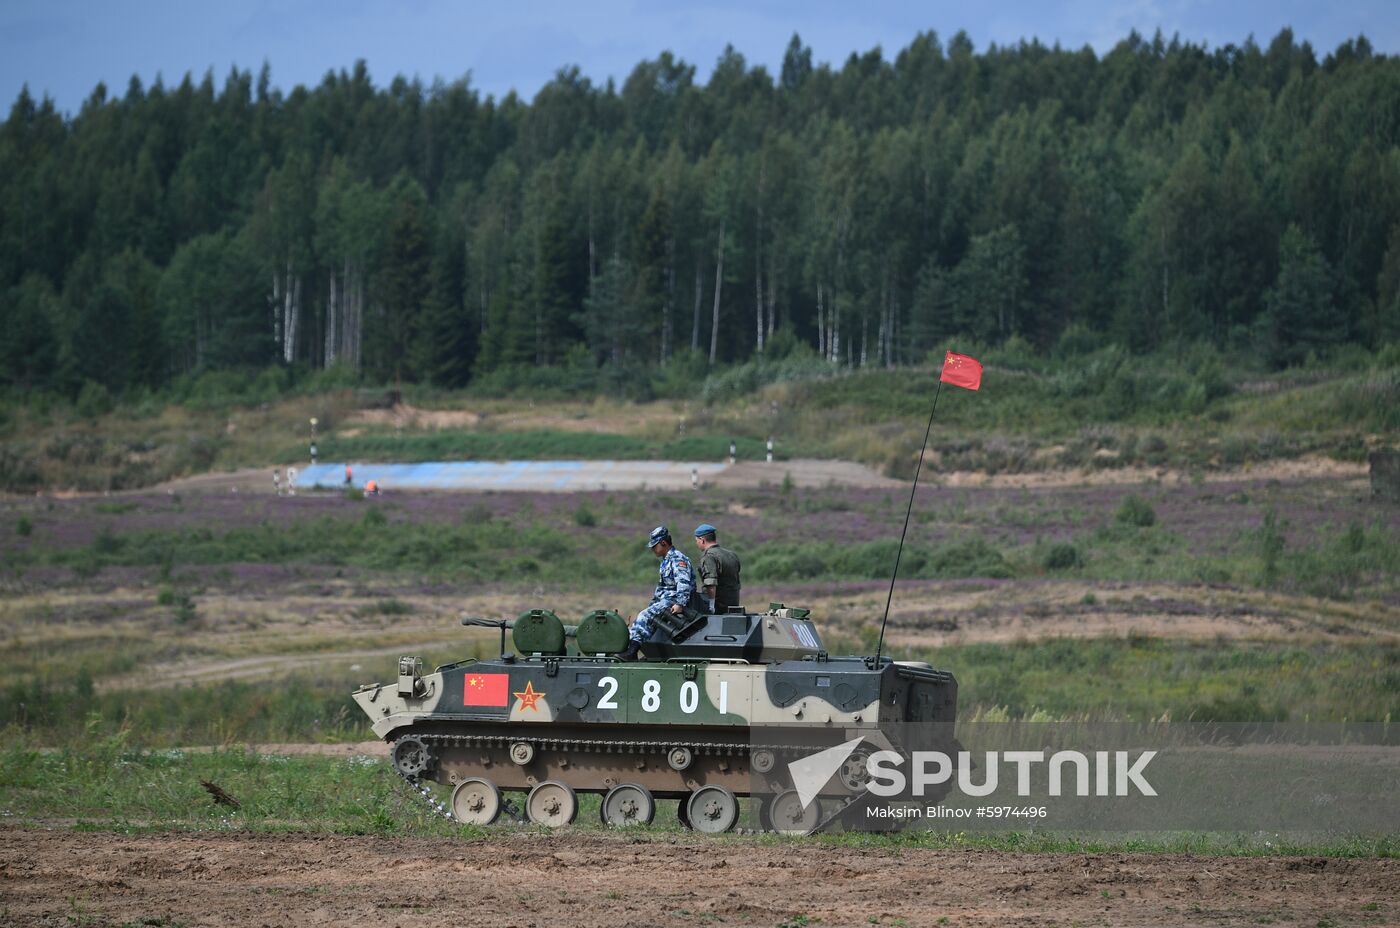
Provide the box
[0,828,1393,928]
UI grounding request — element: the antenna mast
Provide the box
[871,380,944,668]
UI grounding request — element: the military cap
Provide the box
[694,523,717,537]
[646,525,671,548]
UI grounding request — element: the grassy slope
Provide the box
[1,348,1396,491]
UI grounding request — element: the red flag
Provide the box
[940,351,983,391]
[463,672,510,707]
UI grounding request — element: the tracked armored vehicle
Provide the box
[353,604,958,833]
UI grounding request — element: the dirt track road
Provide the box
[130,454,1364,497]
[1,828,1393,928]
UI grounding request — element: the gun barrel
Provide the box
[460,617,507,629]
[461,616,578,637]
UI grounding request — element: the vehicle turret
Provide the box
[464,603,823,664]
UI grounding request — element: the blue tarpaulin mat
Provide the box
[290,461,727,492]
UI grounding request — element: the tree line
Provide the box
[2,28,1399,400]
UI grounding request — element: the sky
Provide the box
[2,0,1397,115]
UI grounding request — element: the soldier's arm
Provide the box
[699,552,719,597]
[672,557,697,610]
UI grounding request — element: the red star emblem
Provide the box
[513,681,544,712]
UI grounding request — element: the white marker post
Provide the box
[729,441,736,465]
[766,437,773,464]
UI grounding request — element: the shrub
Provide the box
[1115,494,1156,527]
[69,551,101,578]
[1186,694,1287,722]
[1182,383,1208,415]
[172,593,197,624]
[831,538,908,578]
[1053,322,1106,357]
[573,503,597,527]
[1043,542,1084,570]
[16,515,32,537]
[92,526,124,555]
[927,539,1012,578]
[699,351,832,404]
[74,380,114,419]
[1285,519,1399,599]
[751,549,828,581]
[0,444,43,492]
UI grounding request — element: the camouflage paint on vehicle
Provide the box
[353,604,958,829]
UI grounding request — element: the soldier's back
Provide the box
[702,544,742,612]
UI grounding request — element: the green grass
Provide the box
[0,739,459,836]
[14,500,1400,604]
[22,511,654,583]
[925,637,1400,723]
[3,637,1393,750]
[0,677,371,747]
[312,430,794,464]
[0,744,1392,856]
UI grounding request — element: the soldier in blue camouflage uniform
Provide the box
[622,525,699,660]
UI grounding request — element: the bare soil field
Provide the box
[0,828,1393,928]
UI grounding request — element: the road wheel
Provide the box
[450,777,502,825]
[768,788,820,836]
[667,746,693,771]
[600,783,656,827]
[838,750,872,791]
[686,785,739,834]
[525,780,578,828]
[391,736,434,779]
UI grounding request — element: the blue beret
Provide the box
[694,523,717,537]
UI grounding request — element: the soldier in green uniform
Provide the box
[693,523,742,614]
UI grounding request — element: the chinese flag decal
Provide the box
[513,681,544,712]
[940,351,983,391]
[463,673,510,707]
